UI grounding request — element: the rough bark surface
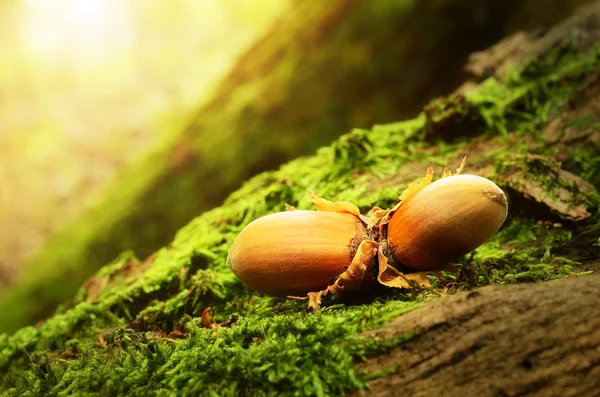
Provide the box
[457,0,600,92]
[354,275,600,397]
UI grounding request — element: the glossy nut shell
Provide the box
[227,210,367,296]
[388,175,508,270]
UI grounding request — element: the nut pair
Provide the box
[227,162,508,310]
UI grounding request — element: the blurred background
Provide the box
[0,0,288,283]
[0,0,591,332]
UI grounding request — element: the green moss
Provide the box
[429,216,588,293]
[2,19,600,396]
[1,299,422,396]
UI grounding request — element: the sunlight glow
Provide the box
[21,0,133,66]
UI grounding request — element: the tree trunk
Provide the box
[355,275,600,397]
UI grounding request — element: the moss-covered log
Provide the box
[0,0,591,334]
[1,1,599,395]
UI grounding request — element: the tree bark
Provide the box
[354,275,600,397]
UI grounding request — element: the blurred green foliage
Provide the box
[0,0,289,270]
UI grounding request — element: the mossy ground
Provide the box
[1,23,600,397]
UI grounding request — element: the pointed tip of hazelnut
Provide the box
[483,184,508,206]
